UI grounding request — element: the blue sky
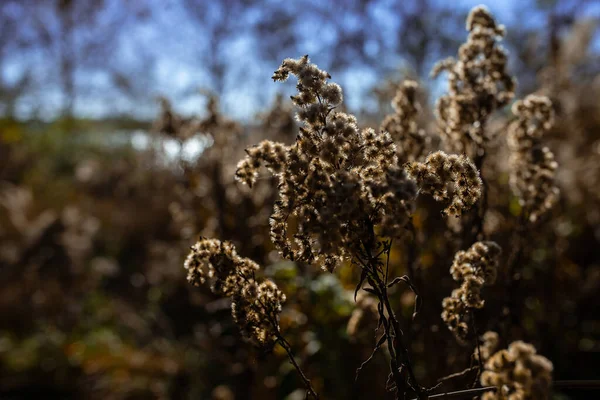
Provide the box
[2,0,599,122]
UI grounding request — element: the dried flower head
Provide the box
[184,239,285,345]
[184,238,257,293]
[450,241,501,284]
[406,151,482,217]
[508,95,559,223]
[479,331,500,361]
[236,56,417,272]
[432,6,515,153]
[380,80,428,162]
[481,340,553,399]
[231,279,287,345]
[442,241,501,341]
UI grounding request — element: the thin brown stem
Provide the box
[410,386,496,400]
[410,380,600,400]
[276,333,319,399]
[436,366,478,384]
[235,273,318,399]
[470,310,483,388]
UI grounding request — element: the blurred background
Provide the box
[1,0,600,399]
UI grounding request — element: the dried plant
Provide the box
[236,55,418,271]
[182,8,565,398]
[6,3,599,399]
[234,55,430,398]
[380,80,429,163]
[442,241,501,341]
[428,5,518,247]
[184,238,317,397]
[480,338,553,399]
[507,95,559,223]
[406,151,482,218]
[184,238,285,346]
[432,5,515,156]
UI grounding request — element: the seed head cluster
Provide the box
[432,5,516,153]
[507,95,559,223]
[406,151,482,217]
[236,56,417,272]
[479,330,500,361]
[184,238,285,345]
[480,339,553,400]
[441,241,501,340]
[380,80,428,162]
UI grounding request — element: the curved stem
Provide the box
[410,386,496,400]
[436,366,478,384]
[276,333,319,399]
[409,380,600,400]
[236,273,318,399]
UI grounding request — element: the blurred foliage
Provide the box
[0,1,599,400]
